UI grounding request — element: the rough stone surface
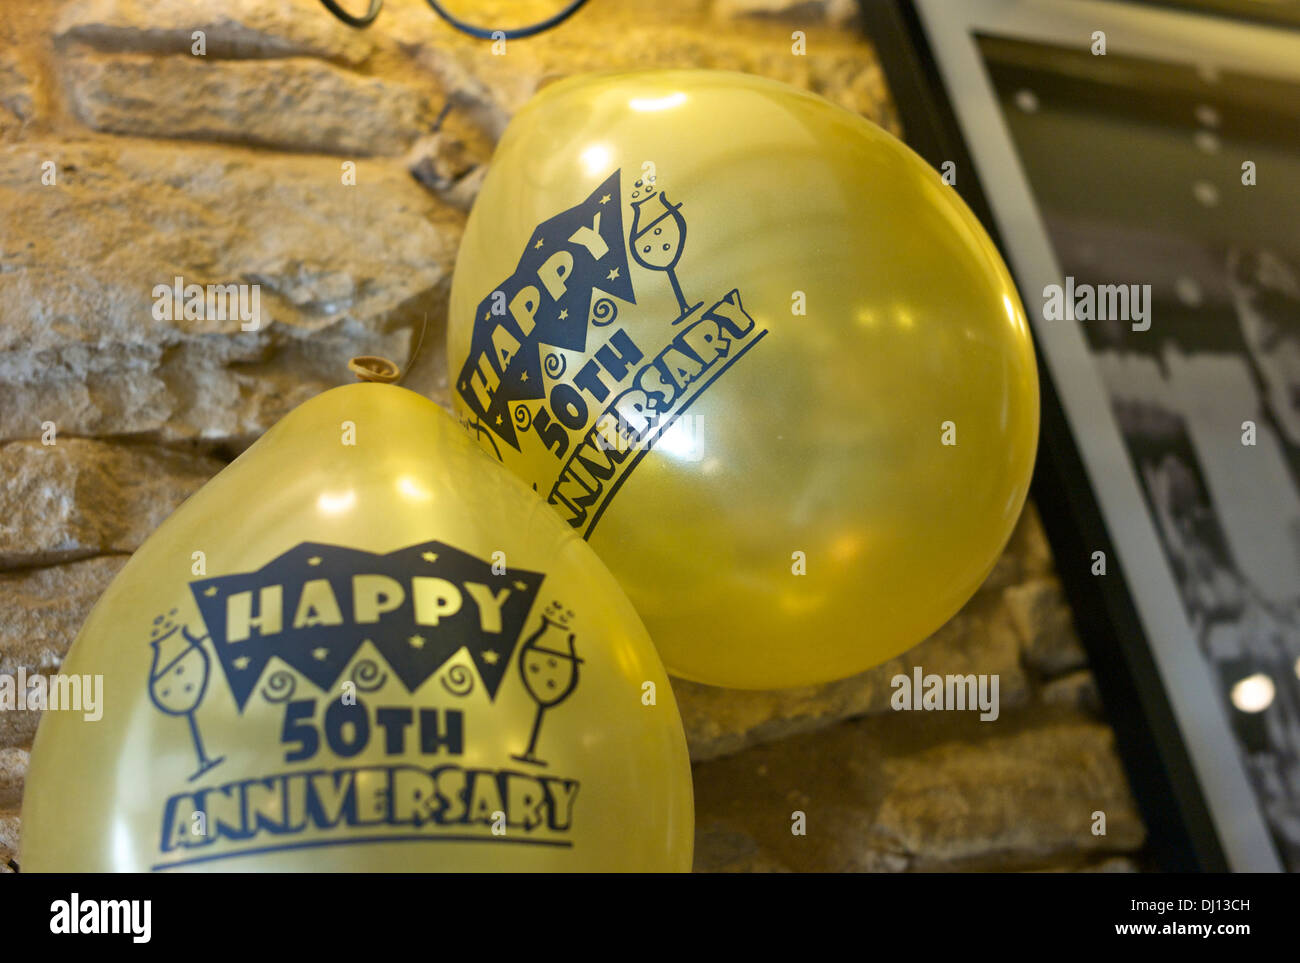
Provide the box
[0,748,29,811]
[874,718,1146,867]
[0,554,127,757]
[405,120,494,205]
[0,439,222,568]
[1041,669,1104,717]
[0,139,463,444]
[0,812,18,870]
[401,17,899,146]
[1034,856,1142,873]
[0,52,38,138]
[60,51,437,156]
[693,710,1145,872]
[713,0,861,28]
[679,592,1028,761]
[55,0,376,66]
[0,705,41,755]
[693,821,795,872]
[1005,577,1090,678]
[0,556,128,675]
[0,7,55,143]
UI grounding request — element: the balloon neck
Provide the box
[347,356,401,384]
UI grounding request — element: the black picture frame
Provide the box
[860,0,1299,872]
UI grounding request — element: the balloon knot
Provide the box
[348,356,401,384]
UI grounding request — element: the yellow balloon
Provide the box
[22,383,693,871]
[446,70,1039,689]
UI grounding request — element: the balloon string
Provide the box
[399,311,430,386]
[317,0,591,40]
[319,0,381,27]
[421,0,591,40]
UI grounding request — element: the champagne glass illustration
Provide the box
[512,607,582,767]
[148,619,225,782]
[629,186,703,324]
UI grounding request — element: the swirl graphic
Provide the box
[590,296,618,327]
[440,664,475,697]
[543,352,567,379]
[513,404,533,432]
[260,670,297,704]
[351,659,387,693]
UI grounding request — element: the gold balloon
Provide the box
[446,70,1039,689]
[22,383,693,871]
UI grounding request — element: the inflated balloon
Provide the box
[446,69,1039,689]
[22,382,693,871]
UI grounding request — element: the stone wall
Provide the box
[0,0,1147,871]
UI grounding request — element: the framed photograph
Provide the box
[862,0,1300,871]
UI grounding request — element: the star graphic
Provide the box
[312,647,328,661]
[513,580,528,591]
[600,193,611,204]
[496,414,503,425]
[203,586,219,597]
[233,656,250,670]
[558,309,568,320]
[483,311,490,321]
[408,634,426,649]
[307,556,322,566]
[607,268,620,280]
[534,238,545,249]
[520,370,528,383]
[421,551,438,563]
[482,650,500,665]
